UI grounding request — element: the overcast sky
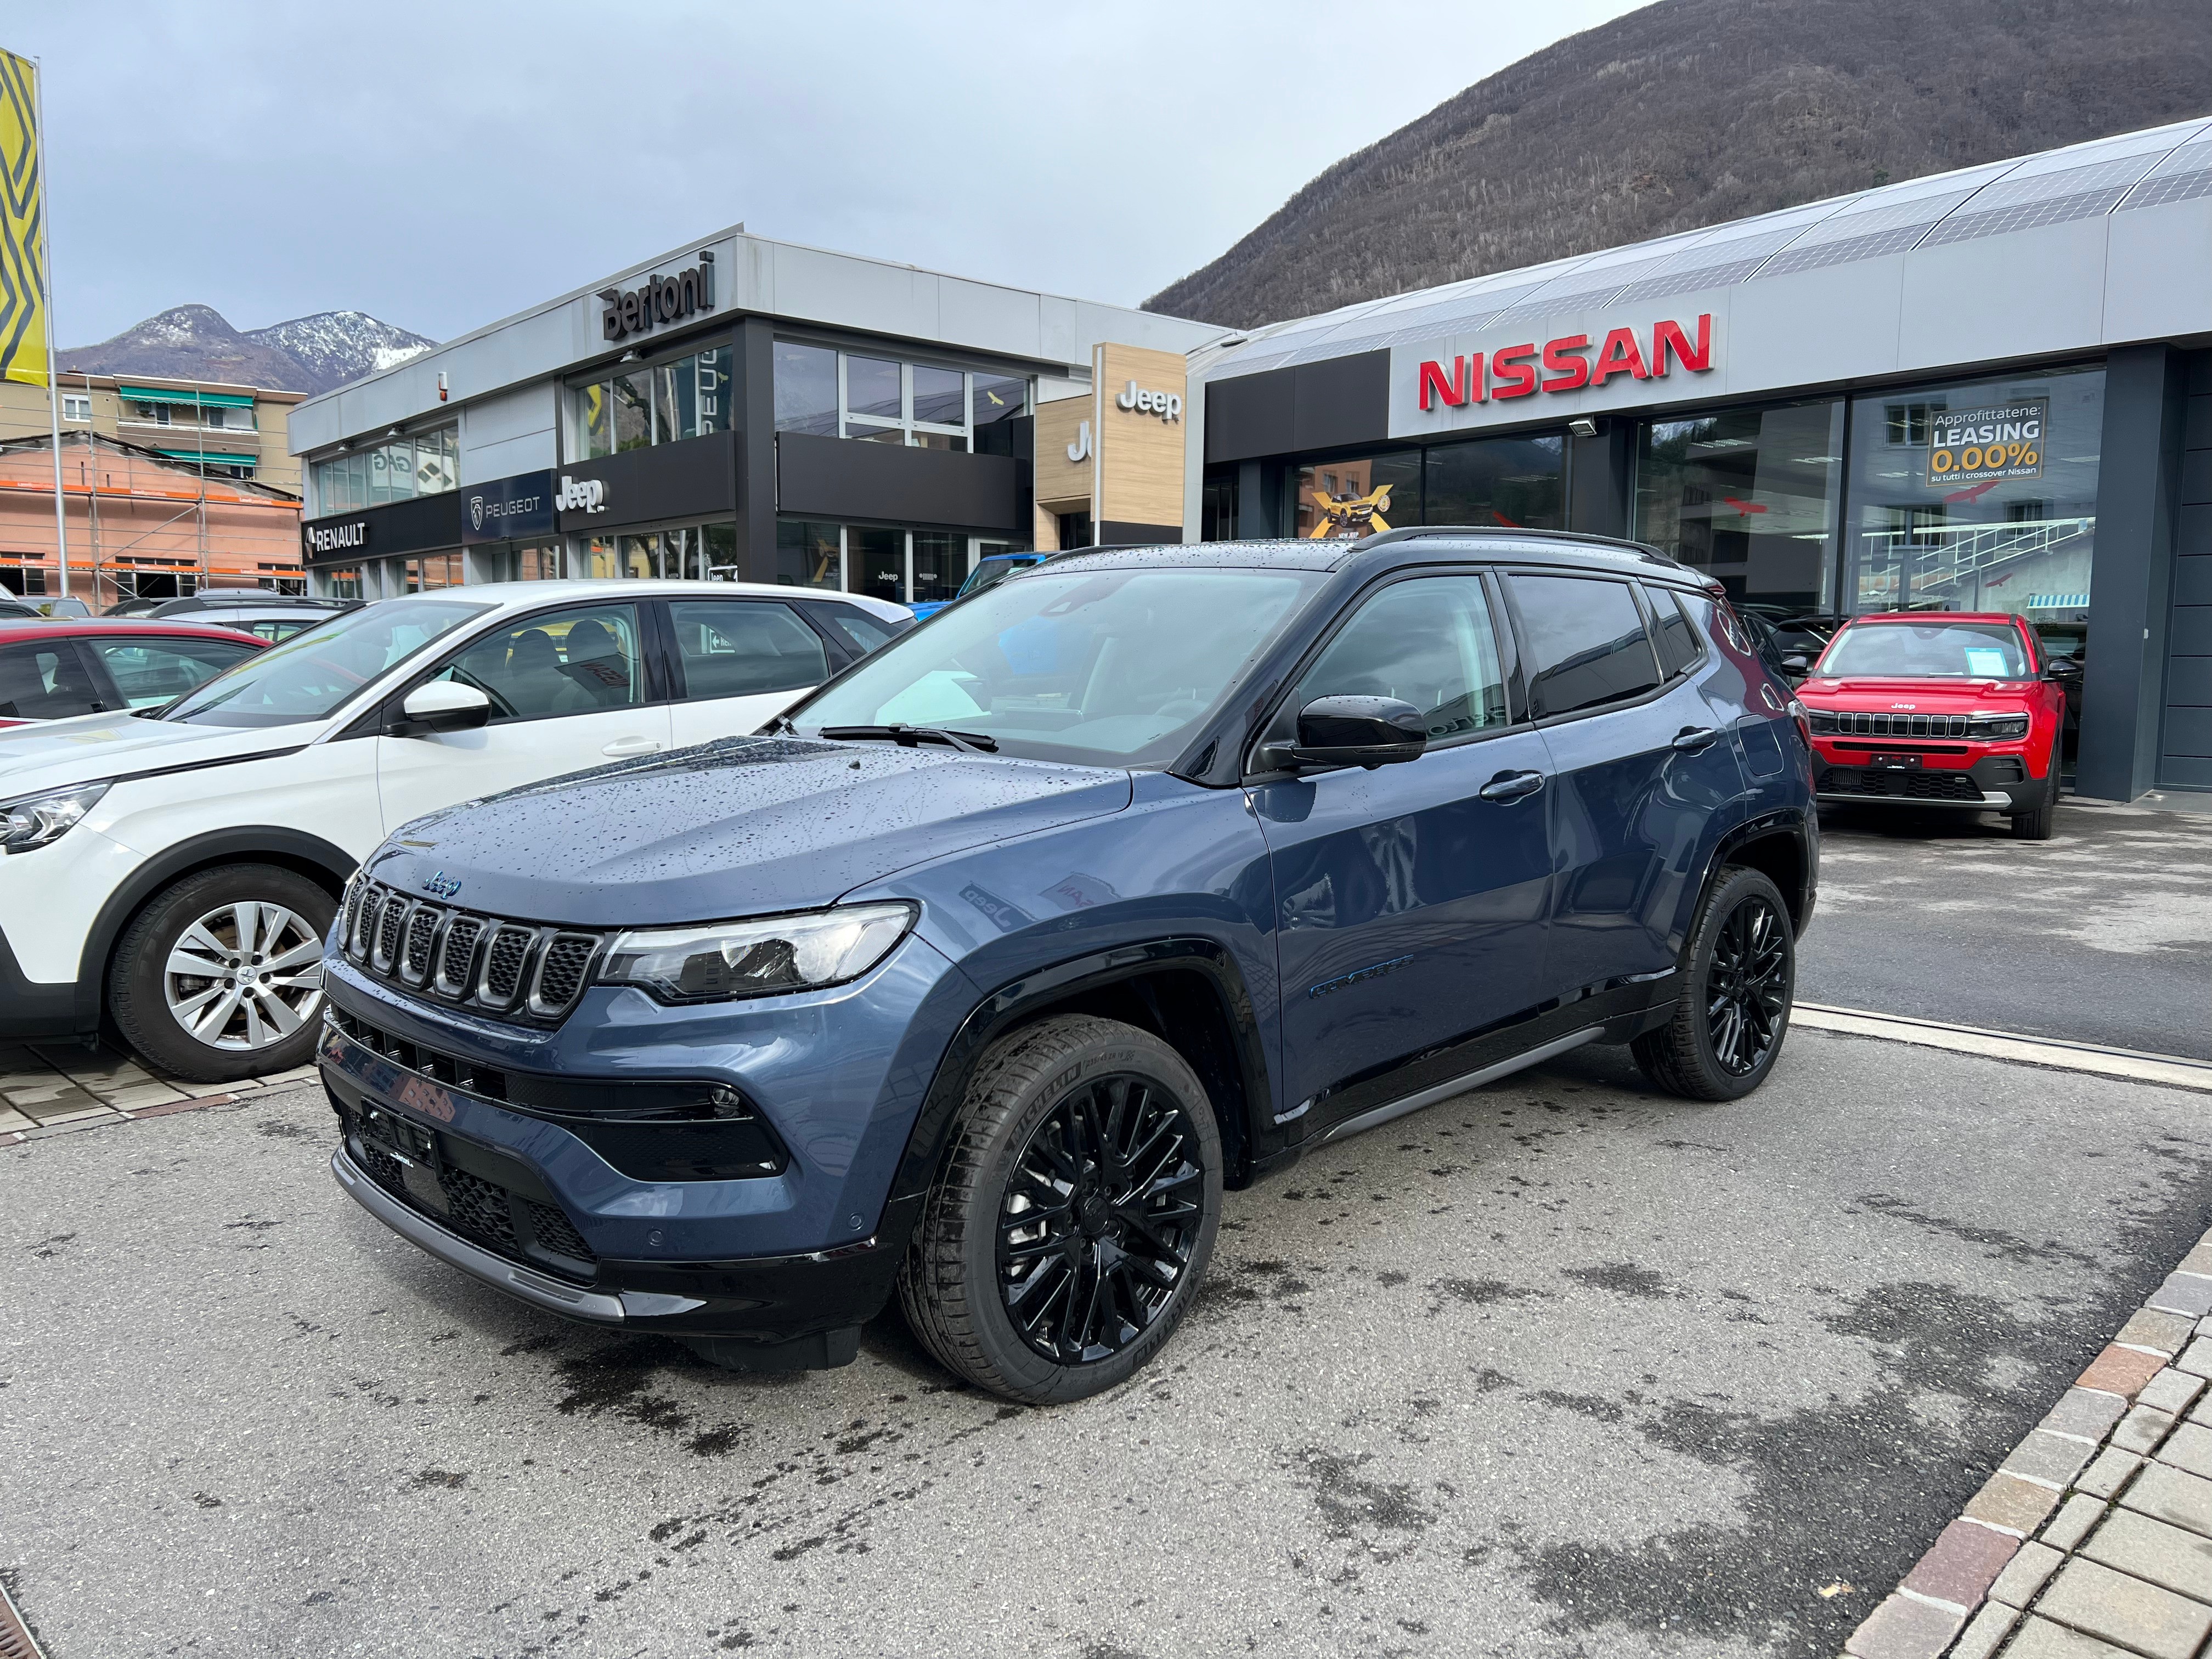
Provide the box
[12,1,1647,347]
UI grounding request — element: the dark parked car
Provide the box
[109,591,360,644]
[322,529,1817,1402]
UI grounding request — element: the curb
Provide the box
[1793,1007,2212,1096]
[1842,1233,2212,1659]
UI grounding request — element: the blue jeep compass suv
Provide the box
[321,530,1816,1403]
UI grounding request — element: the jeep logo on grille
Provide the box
[422,871,462,899]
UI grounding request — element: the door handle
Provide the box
[601,736,663,758]
[1672,726,1720,752]
[1479,769,1545,802]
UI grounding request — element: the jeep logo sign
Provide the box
[303,519,368,555]
[555,475,606,514]
[600,252,715,343]
[1115,380,1182,422]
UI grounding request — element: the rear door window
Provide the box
[0,640,103,719]
[669,601,830,699]
[801,600,901,658]
[1508,574,1663,718]
[84,635,260,708]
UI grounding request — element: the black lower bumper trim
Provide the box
[331,1143,915,1347]
[0,923,94,1041]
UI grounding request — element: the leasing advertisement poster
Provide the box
[1926,399,2047,486]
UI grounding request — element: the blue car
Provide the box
[906,549,1046,622]
[322,529,1816,1403]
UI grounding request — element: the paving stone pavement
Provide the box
[1845,1233,2212,1659]
[0,1041,316,1145]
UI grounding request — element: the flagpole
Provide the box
[30,55,65,600]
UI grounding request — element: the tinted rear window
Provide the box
[1509,575,1663,718]
[1647,588,1703,678]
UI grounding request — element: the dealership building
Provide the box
[289,230,1220,612]
[295,117,2212,805]
[1181,116,2212,806]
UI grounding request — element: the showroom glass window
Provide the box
[1289,435,1564,539]
[1425,434,1564,531]
[771,342,1029,453]
[1842,365,2103,639]
[572,343,732,460]
[1294,452,1421,538]
[312,426,458,515]
[1634,400,1843,614]
[769,520,1030,599]
[574,521,740,582]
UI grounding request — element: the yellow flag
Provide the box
[0,49,48,387]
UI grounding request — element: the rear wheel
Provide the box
[1632,866,1795,1102]
[899,1014,1222,1404]
[110,863,334,1083]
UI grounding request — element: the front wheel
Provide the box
[109,863,335,1083]
[1632,865,1795,1102]
[899,1014,1222,1404]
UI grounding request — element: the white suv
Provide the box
[0,580,909,1081]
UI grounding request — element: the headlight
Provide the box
[0,781,110,854]
[1968,714,2031,740]
[1805,709,1839,735]
[599,901,916,1004]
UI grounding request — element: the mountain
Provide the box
[1144,0,2212,328]
[58,304,434,395]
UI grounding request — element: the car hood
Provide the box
[0,707,315,794]
[362,736,1135,925]
[1798,677,2032,708]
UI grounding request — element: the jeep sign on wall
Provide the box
[600,252,715,343]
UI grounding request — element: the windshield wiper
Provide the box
[818,724,999,754]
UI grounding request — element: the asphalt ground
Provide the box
[1801,799,2212,1060]
[7,1026,2211,1659]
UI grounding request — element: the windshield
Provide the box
[161,598,489,727]
[1818,619,2032,680]
[791,565,1322,767]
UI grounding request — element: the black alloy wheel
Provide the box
[900,1014,1223,1403]
[1703,891,1789,1076]
[997,1074,1205,1365]
[1632,865,1796,1102]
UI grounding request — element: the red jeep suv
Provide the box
[1798,612,2066,840]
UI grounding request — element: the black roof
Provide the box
[1041,526,1696,582]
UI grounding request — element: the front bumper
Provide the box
[329,1141,905,1364]
[1813,748,2044,811]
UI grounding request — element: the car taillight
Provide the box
[1787,698,1813,751]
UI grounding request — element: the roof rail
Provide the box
[1356,525,1664,558]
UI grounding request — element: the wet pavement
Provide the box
[6,1027,2210,1659]
[1801,799,2212,1060]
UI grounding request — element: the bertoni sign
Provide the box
[600,252,715,343]
[1417,313,1716,410]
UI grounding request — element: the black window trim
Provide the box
[658,594,838,703]
[1240,562,1532,782]
[1496,567,1674,730]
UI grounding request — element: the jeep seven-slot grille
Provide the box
[1816,710,1972,739]
[342,878,606,1024]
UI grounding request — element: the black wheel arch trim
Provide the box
[1705,806,1818,940]
[883,936,1279,1229]
[76,825,358,1031]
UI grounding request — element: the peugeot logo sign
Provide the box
[468,495,485,532]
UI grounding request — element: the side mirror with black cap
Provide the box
[393,680,492,737]
[1781,653,1812,675]
[1261,695,1429,771]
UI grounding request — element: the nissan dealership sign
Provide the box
[1392,311,1719,436]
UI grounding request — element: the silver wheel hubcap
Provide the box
[161,901,325,1052]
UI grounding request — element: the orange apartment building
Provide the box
[0,373,304,606]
